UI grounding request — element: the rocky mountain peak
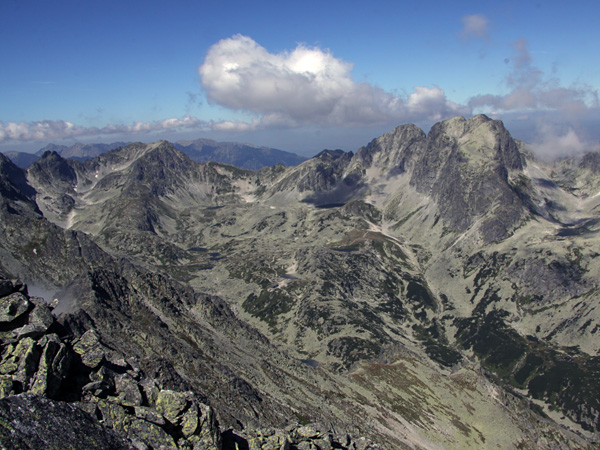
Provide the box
[28,150,77,189]
[314,149,351,161]
[427,115,523,170]
[0,153,39,215]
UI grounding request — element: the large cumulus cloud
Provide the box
[198,34,467,130]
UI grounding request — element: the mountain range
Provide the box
[2,138,307,170]
[1,114,599,449]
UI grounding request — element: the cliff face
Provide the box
[0,115,599,448]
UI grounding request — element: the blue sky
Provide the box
[1,0,598,157]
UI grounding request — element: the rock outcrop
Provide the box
[0,275,222,450]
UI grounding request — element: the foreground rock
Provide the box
[0,276,222,450]
[0,394,136,450]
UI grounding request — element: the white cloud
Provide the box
[527,124,598,160]
[469,38,599,113]
[407,86,467,122]
[0,116,206,144]
[211,119,260,132]
[461,14,490,40]
[198,34,467,130]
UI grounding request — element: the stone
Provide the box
[134,405,166,426]
[186,433,223,450]
[29,334,63,397]
[0,278,25,298]
[155,389,190,424]
[353,437,375,450]
[131,440,150,450]
[0,394,136,450]
[126,417,177,450]
[48,297,60,309]
[11,337,42,391]
[296,442,317,450]
[13,298,55,339]
[196,403,222,449]
[115,373,143,407]
[0,375,13,398]
[0,292,30,325]
[180,403,200,438]
[74,329,106,369]
[295,425,323,440]
[0,278,14,297]
[0,343,18,374]
[139,377,160,406]
[96,399,133,435]
[109,356,132,371]
[86,365,116,397]
[313,438,333,450]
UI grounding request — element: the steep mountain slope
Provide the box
[2,115,600,448]
[1,150,39,168]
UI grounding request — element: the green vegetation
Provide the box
[412,322,462,367]
[242,288,296,328]
[456,309,600,432]
[405,279,436,310]
[455,310,526,378]
[326,336,381,370]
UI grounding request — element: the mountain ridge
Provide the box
[3,138,308,171]
[1,115,599,448]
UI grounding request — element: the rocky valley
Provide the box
[1,114,600,449]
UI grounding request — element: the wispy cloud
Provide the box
[527,123,599,160]
[198,34,467,131]
[460,14,490,41]
[467,37,600,158]
[469,38,599,113]
[0,116,206,144]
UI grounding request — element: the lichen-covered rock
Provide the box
[10,337,41,391]
[135,405,167,426]
[126,416,177,450]
[181,402,200,437]
[13,297,55,339]
[246,429,290,450]
[0,291,30,325]
[140,377,160,406]
[96,398,133,434]
[294,425,323,440]
[195,402,222,449]
[0,374,13,398]
[236,425,381,450]
[84,365,116,397]
[116,373,144,407]
[73,329,106,368]
[29,333,70,397]
[156,389,191,423]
